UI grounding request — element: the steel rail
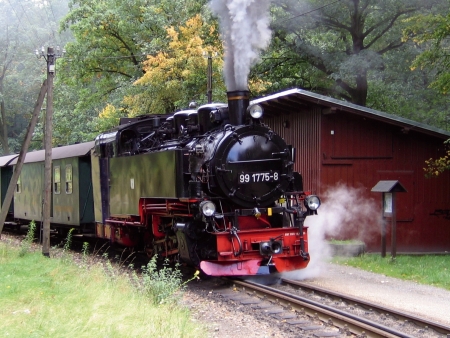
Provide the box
[232,279,415,338]
[282,278,450,336]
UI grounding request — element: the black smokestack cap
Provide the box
[227,90,249,126]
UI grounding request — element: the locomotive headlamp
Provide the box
[305,195,321,211]
[247,104,264,119]
[200,200,216,217]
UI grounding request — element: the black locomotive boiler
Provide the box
[92,91,320,276]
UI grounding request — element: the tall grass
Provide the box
[134,256,200,305]
[0,234,204,338]
[333,254,450,290]
[19,220,36,257]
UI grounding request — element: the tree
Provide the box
[268,0,445,106]
[57,0,209,136]
[0,0,70,154]
[0,23,15,155]
[0,0,42,154]
[250,31,334,96]
[405,9,450,175]
[130,14,225,115]
[403,11,450,95]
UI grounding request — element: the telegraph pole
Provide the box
[42,47,55,257]
[203,52,216,104]
[36,46,63,257]
[207,54,213,104]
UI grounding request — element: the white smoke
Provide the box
[284,183,380,280]
[209,0,272,91]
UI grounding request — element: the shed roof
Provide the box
[251,88,450,139]
[9,141,95,165]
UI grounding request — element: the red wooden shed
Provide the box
[254,89,450,252]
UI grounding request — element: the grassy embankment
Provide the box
[0,225,204,338]
[333,253,450,291]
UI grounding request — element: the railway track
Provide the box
[281,278,450,337]
[222,278,450,338]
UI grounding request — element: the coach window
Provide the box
[54,166,61,194]
[16,176,21,193]
[65,165,73,194]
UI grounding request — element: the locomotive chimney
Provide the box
[227,90,249,125]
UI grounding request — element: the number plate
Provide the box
[238,172,279,184]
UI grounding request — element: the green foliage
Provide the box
[404,11,450,94]
[250,33,333,96]
[19,221,36,257]
[57,0,213,136]
[62,228,75,252]
[136,255,199,305]
[131,14,225,115]
[408,6,450,176]
[0,0,70,154]
[94,103,123,134]
[3,0,447,153]
[51,82,101,145]
[366,70,450,130]
[269,0,446,108]
[57,228,76,262]
[334,254,450,290]
[81,242,89,267]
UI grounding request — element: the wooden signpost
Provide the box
[371,180,407,258]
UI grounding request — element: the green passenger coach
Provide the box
[11,142,95,231]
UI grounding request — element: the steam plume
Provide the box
[210,0,272,91]
[285,183,380,279]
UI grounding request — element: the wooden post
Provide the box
[42,47,55,257]
[391,193,397,258]
[381,216,386,258]
[207,55,213,103]
[0,80,48,237]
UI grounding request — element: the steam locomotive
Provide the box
[2,90,320,276]
[92,90,320,276]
